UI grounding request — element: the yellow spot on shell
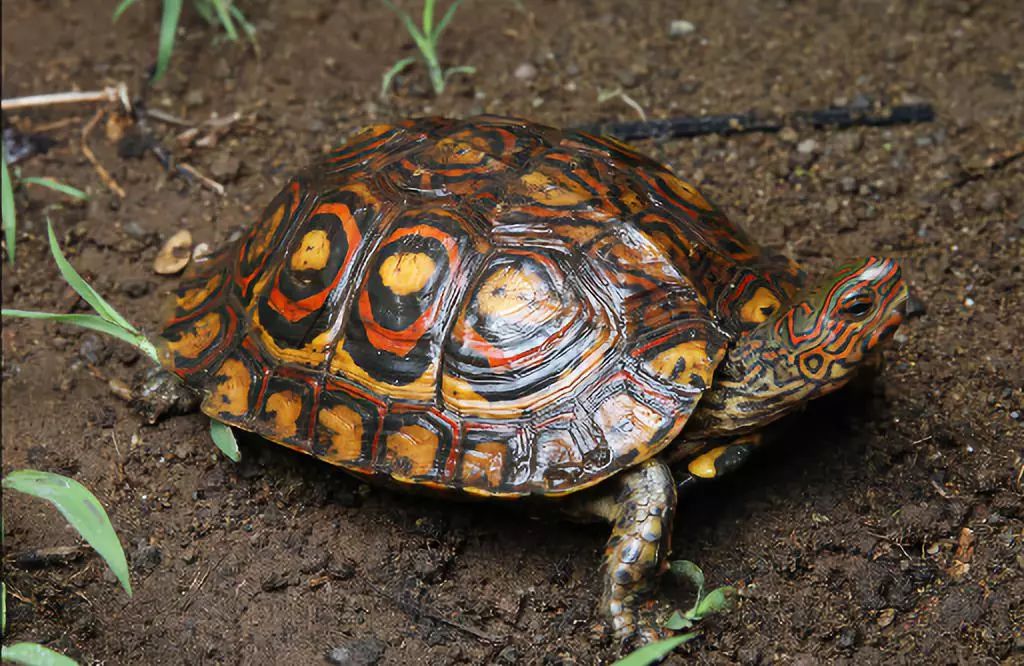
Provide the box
[740,287,781,325]
[176,273,223,312]
[386,424,440,478]
[379,252,436,296]
[595,393,667,457]
[520,171,588,206]
[289,230,332,272]
[164,311,222,361]
[207,358,251,417]
[265,390,302,439]
[460,441,506,488]
[318,404,365,462]
[646,340,712,385]
[688,446,729,479]
[475,266,556,322]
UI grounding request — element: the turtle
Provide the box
[155,115,911,646]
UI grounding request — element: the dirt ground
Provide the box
[2,1,1022,664]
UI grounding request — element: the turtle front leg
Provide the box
[566,458,677,647]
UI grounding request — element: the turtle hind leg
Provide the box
[130,366,202,425]
[565,458,677,648]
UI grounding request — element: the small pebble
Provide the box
[797,138,819,155]
[154,229,193,275]
[839,176,858,194]
[325,638,387,666]
[779,127,799,143]
[668,19,696,37]
[513,62,537,81]
[209,154,242,183]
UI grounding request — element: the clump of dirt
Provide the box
[2,1,1021,664]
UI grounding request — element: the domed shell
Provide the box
[158,115,805,497]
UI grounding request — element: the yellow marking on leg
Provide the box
[595,393,667,458]
[164,311,222,361]
[318,404,364,462]
[207,358,252,417]
[379,252,436,295]
[289,230,331,272]
[265,390,302,439]
[740,287,781,325]
[385,424,440,478]
[688,445,729,479]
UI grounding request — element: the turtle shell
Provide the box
[158,115,805,497]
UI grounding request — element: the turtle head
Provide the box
[692,257,911,436]
[773,256,910,376]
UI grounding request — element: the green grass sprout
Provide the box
[114,0,256,82]
[1,221,158,363]
[611,635,695,666]
[210,420,241,462]
[19,177,90,201]
[1,148,15,264]
[1,642,81,666]
[2,471,132,596]
[380,0,475,97]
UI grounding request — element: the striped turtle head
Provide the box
[691,257,910,436]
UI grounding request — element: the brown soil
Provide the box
[2,1,1022,664]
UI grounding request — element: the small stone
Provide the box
[825,198,841,214]
[209,154,241,183]
[877,608,896,628]
[837,626,859,649]
[184,89,205,108]
[325,637,387,666]
[513,62,537,81]
[839,176,858,194]
[79,333,111,365]
[153,229,193,275]
[779,127,799,143]
[668,19,696,37]
[797,138,819,155]
[979,190,1003,213]
[121,279,152,298]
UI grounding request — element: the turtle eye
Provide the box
[839,291,874,320]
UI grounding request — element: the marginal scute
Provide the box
[205,357,254,418]
[164,311,222,361]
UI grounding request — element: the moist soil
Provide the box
[2,1,1022,664]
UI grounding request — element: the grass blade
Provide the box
[2,147,15,264]
[611,634,696,666]
[422,0,435,36]
[380,56,417,98]
[20,177,89,201]
[211,0,239,41]
[112,0,140,22]
[45,221,136,332]
[3,470,132,596]
[1,643,80,666]
[0,310,158,362]
[433,0,465,41]
[153,0,184,82]
[228,5,257,44]
[210,419,241,461]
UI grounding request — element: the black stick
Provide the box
[574,102,935,141]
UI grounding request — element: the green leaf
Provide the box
[0,643,80,666]
[669,559,705,599]
[20,177,89,201]
[153,0,184,82]
[691,586,736,620]
[45,221,136,332]
[3,471,132,596]
[0,310,158,362]
[663,609,693,631]
[433,0,465,41]
[2,147,15,264]
[380,56,417,98]
[210,419,241,462]
[112,0,140,22]
[611,634,696,666]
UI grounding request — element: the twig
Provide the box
[2,83,130,113]
[80,108,126,198]
[178,163,226,196]
[575,102,936,141]
[946,141,1024,190]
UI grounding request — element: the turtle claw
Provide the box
[130,366,201,424]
